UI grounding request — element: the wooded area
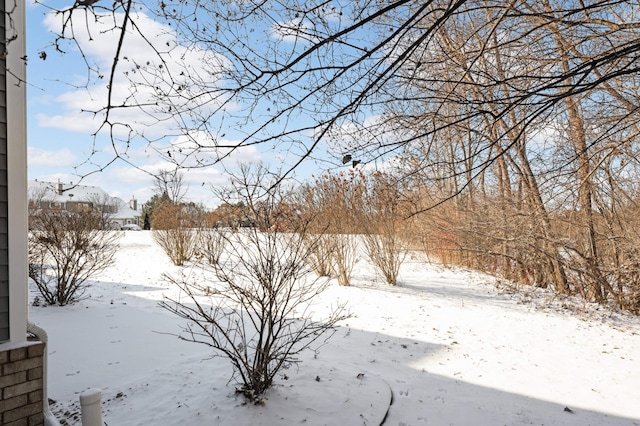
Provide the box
[41,0,640,312]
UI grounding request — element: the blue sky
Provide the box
[24,2,342,207]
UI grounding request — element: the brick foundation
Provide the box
[0,341,45,426]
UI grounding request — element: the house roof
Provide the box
[28,180,141,219]
[112,205,141,219]
[29,180,111,203]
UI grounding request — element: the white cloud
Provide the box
[528,125,561,150]
[36,113,101,133]
[151,131,264,168]
[38,9,231,138]
[321,114,388,154]
[28,146,77,167]
[271,19,313,43]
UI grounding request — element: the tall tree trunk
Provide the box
[541,0,604,301]
[486,29,570,293]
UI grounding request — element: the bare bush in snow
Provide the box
[152,201,197,266]
[28,208,120,305]
[362,172,409,286]
[160,165,350,400]
[328,234,359,287]
[303,233,334,277]
[194,227,226,265]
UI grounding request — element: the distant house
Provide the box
[111,198,141,228]
[28,180,141,229]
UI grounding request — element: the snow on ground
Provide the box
[30,231,640,425]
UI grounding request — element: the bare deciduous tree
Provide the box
[84,191,124,230]
[37,1,640,177]
[154,169,188,204]
[28,184,54,211]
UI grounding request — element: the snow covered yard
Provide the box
[30,231,640,425]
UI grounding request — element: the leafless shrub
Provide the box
[152,201,197,266]
[329,233,359,287]
[28,208,120,306]
[364,233,407,286]
[153,228,197,266]
[195,227,226,265]
[362,172,409,286]
[303,233,334,277]
[160,164,350,400]
[300,171,366,286]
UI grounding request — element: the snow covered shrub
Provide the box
[151,201,197,266]
[161,165,350,400]
[28,208,120,306]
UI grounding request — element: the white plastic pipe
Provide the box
[80,388,103,426]
[27,322,62,426]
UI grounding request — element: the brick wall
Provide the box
[0,342,45,426]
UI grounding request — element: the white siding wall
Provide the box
[5,0,27,344]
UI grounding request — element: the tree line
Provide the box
[36,0,640,313]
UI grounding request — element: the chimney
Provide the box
[55,179,64,195]
[130,197,138,211]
